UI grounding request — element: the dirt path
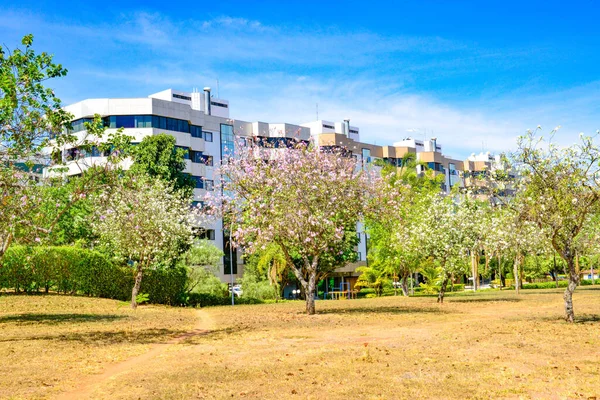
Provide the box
[55,309,214,400]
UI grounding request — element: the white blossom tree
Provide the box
[513,128,600,322]
[93,175,194,309]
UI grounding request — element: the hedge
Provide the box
[521,279,595,290]
[0,245,187,305]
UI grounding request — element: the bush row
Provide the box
[0,246,186,305]
[521,279,596,290]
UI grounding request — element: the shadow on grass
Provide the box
[0,324,249,345]
[317,305,455,315]
[448,297,522,303]
[0,313,126,325]
[532,313,600,324]
[575,314,600,323]
[0,327,222,344]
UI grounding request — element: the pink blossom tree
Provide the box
[209,142,371,314]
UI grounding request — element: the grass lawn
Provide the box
[1,288,599,399]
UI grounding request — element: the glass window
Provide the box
[191,150,203,164]
[221,124,234,159]
[166,118,176,131]
[202,155,213,166]
[159,116,167,130]
[204,180,214,191]
[192,176,203,189]
[204,131,213,142]
[191,125,202,138]
[134,115,151,128]
[115,115,135,128]
[361,148,371,162]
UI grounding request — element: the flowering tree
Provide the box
[93,175,195,309]
[414,193,473,303]
[514,128,600,322]
[210,142,370,314]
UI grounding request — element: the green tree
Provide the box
[255,243,289,301]
[180,240,224,295]
[366,154,442,296]
[355,265,388,296]
[130,134,195,195]
[0,36,130,260]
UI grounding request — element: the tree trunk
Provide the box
[513,254,520,295]
[131,265,144,310]
[437,277,449,303]
[475,254,480,289]
[471,252,477,291]
[563,257,579,323]
[400,274,409,297]
[553,254,559,288]
[497,254,502,289]
[305,272,316,315]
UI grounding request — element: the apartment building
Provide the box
[308,125,465,194]
[47,86,496,284]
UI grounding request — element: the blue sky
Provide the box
[2,0,599,157]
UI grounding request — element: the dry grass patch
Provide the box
[2,289,600,399]
[0,294,197,399]
[88,288,600,399]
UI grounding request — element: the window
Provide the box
[67,118,93,133]
[195,228,215,240]
[192,176,204,189]
[190,150,206,164]
[361,148,371,166]
[69,114,194,134]
[204,179,214,191]
[204,131,213,142]
[134,115,152,128]
[349,129,359,134]
[202,155,213,166]
[323,124,335,129]
[115,115,135,128]
[191,125,203,138]
[210,101,228,108]
[221,124,234,159]
[173,93,192,101]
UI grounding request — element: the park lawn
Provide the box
[0,295,198,399]
[1,289,600,399]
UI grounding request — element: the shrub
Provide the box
[141,266,188,305]
[357,288,376,298]
[238,273,277,301]
[521,279,595,290]
[0,245,188,305]
[186,292,231,307]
